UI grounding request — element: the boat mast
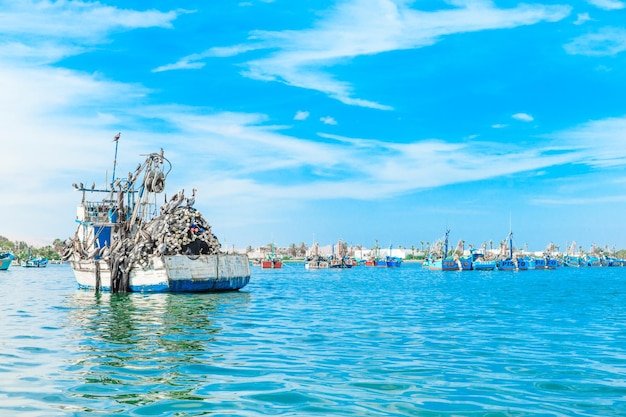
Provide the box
[111,132,121,188]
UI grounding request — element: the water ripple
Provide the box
[1,264,626,415]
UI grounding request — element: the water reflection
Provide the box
[63,290,251,411]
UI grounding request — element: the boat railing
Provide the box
[78,200,121,225]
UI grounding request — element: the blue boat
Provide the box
[21,257,48,268]
[470,248,496,271]
[0,252,15,270]
[385,245,402,267]
[516,256,535,270]
[423,229,460,271]
[385,256,402,267]
[21,248,47,268]
[497,230,517,271]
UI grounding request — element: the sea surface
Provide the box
[1,262,625,416]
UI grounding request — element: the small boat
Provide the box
[422,230,460,271]
[328,239,353,268]
[496,230,517,271]
[261,244,282,269]
[385,244,402,267]
[21,257,48,268]
[63,135,250,293]
[305,256,329,269]
[385,256,402,267]
[470,247,496,271]
[562,242,584,267]
[304,242,329,269]
[21,248,47,268]
[0,252,15,270]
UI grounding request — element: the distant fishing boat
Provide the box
[21,258,48,268]
[21,248,47,268]
[422,229,459,271]
[470,248,496,271]
[385,256,402,267]
[385,245,402,267]
[261,244,282,269]
[496,230,517,271]
[328,239,353,268]
[0,252,15,270]
[63,135,250,293]
[305,242,329,270]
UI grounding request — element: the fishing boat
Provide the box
[496,230,517,271]
[422,230,459,271]
[305,242,329,269]
[21,257,48,268]
[21,248,47,268]
[470,247,496,271]
[328,239,353,268]
[63,135,250,293]
[562,242,584,267]
[385,256,402,267]
[261,244,282,269]
[0,252,15,270]
[385,245,402,267]
[305,256,329,269]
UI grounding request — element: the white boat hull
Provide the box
[71,254,250,292]
[305,261,329,270]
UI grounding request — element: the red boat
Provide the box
[261,244,282,268]
[261,258,282,269]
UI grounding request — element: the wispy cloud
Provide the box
[513,113,534,122]
[294,111,309,120]
[152,44,260,72]
[545,116,626,168]
[574,12,593,25]
[158,0,571,109]
[564,27,626,56]
[587,0,625,10]
[0,1,182,64]
[320,116,337,125]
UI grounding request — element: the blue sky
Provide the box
[1,0,626,253]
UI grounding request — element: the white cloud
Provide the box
[492,124,509,129]
[564,27,626,56]
[574,13,593,25]
[294,110,309,120]
[159,0,571,109]
[320,116,337,125]
[587,0,625,10]
[546,116,626,168]
[153,44,260,72]
[513,113,534,122]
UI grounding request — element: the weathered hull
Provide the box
[71,254,250,292]
[305,261,329,269]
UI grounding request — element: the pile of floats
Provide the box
[422,230,626,271]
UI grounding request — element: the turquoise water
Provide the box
[1,263,625,416]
